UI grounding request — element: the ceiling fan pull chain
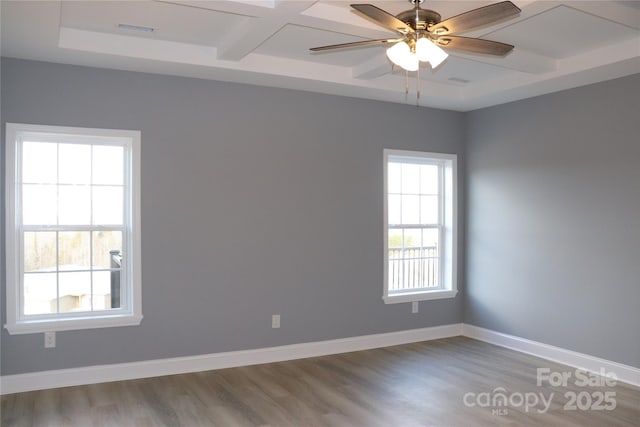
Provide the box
[416,66,421,106]
[405,70,409,103]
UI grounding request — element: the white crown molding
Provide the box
[2,323,638,394]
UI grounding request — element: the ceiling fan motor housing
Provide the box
[310,2,519,58]
[395,8,441,32]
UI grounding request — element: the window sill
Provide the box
[383,289,458,304]
[5,313,143,335]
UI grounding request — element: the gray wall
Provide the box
[3,57,637,377]
[0,58,465,375]
[465,74,640,368]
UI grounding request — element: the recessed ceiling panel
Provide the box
[60,1,251,46]
[488,5,639,59]
[255,24,387,67]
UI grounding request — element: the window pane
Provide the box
[59,144,91,184]
[24,232,57,272]
[422,228,439,288]
[59,231,90,270]
[402,163,420,194]
[401,195,419,224]
[59,272,91,312]
[420,195,439,224]
[93,186,123,225]
[93,271,117,310]
[93,231,123,269]
[402,229,422,290]
[388,229,403,248]
[59,185,91,225]
[22,142,57,184]
[422,228,439,248]
[22,184,57,225]
[388,231,403,292]
[388,162,401,194]
[420,164,439,195]
[404,228,422,247]
[93,145,124,185]
[24,273,57,315]
[386,228,442,291]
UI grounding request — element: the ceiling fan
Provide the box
[310,0,521,72]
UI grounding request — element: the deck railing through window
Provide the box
[388,246,439,291]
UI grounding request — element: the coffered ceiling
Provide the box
[1,1,639,111]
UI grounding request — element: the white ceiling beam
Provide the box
[59,27,219,66]
[155,0,272,18]
[462,35,640,110]
[555,36,640,73]
[454,48,556,74]
[296,2,390,33]
[292,14,394,41]
[216,0,316,61]
[216,22,286,60]
[463,0,562,39]
[351,55,391,80]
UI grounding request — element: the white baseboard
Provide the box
[3,323,638,395]
[463,324,640,388]
[0,323,463,395]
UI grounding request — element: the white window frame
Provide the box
[4,123,142,334]
[383,149,457,303]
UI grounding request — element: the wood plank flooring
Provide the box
[2,337,639,426]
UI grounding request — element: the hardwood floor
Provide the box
[2,337,639,426]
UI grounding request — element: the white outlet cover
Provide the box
[272,314,280,328]
[44,331,56,348]
[412,301,419,313]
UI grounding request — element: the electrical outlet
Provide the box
[272,314,281,329]
[412,301,419,314]
[44,331,56,348]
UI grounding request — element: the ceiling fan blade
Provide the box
[429,1,521,36]
[436,36,514,56]
[310,38,399,52]
[351,4,415,34]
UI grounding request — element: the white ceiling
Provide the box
[1,0,639,111]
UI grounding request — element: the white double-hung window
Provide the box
[5,123,142,334]
[383,149,457,303]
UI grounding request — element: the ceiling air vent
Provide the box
[448,77,470,84]
[117,23,155,33]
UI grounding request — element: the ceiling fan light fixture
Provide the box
[386,41,419,72]
[415,37,448,68]
[311,0,520,100]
